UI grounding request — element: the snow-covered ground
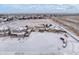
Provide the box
[0,31,77,55]
[0,18,78,55]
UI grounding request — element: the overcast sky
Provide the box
[0,4,79,13]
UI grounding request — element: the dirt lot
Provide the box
[52,16,79,37]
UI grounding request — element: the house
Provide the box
[10,26,28,37]
[0,25,9,36]
[0,18,7,22]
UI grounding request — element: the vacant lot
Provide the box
[52,16,79,37]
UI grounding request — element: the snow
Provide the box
[0,18,78,55]
[0,31,75,55]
